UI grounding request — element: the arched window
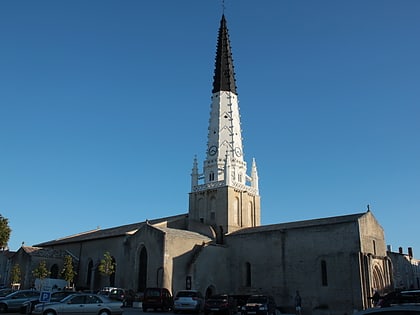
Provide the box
[110,256,116,287]
[87,259,93,287]
[321,260,328,286]
[248,201,253,226]
[245,262,251,287]
[233,197,239,225]
[138,247,148,292]
[210,197,216,221]
[209,171,215,181]
[198,198,204,221]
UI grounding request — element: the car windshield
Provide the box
[209,295,228,301]
[145,289,161,296]
[177,291,198,297]
[247,297,267,304]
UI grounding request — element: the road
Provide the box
[2,307,167,315]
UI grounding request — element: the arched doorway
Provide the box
[205,285,216,298]
[50,264,59,279]
[372,264,385,291]
[138,247,148,292]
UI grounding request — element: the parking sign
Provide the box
[40,291,51,303]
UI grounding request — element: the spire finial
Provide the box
[222,0,225,15]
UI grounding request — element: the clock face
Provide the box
[234,147,242,157]
[209,145,218,156]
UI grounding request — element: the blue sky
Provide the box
[1,1,419,255]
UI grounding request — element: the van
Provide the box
[142,287,173,312]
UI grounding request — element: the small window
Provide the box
[245,262,251,287]
[321,260,328,286]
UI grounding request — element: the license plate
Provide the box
[211,308,219,311]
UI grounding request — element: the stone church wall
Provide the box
[225,216,383,315]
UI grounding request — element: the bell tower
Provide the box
[189,15,261,237]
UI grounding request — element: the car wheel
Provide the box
[44,310,56,315]
[98,310,110,315]
[0,304,7,313]
[143,307,148,312]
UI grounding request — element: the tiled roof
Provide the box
[229,212,368,236]
[21,246,69,258]
[35,214,187,246]
[156,226,212,242]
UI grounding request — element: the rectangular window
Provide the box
[321,260,328,286]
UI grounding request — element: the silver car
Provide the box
[173,290,204,313]
[32,293,123,315]
[0,290,40,313]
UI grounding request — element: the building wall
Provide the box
[223,213,388,315]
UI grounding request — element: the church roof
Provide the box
[155,226,212,241]
[229,212,369,235]
[17,246,69,259]
[212,15,237,94]
[35,214,187,246]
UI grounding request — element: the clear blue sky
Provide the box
[1,1,419,255]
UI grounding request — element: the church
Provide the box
[9,15,393,315]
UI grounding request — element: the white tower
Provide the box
[189,15,260,239]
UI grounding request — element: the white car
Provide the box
[173,290,204,313]
[32,293,123,315]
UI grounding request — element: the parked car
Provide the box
[142,287,173,312]
[241,295,276,315]
[377,290,420,307]
[32,293,123,315]
[354,305,420,314]
[0,290,40,313]
[0,289,13,298]
[173,290,204,313]
[204,294,237,315]
[20,290,77,314]
[108,288,127,302]
[98,287,119,297]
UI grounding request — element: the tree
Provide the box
[32,260,50,280]
[11,263,21,285]
[61,255,76,288]
[0,215,11,250]
[98,251,115,282]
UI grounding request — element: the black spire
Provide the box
[212,15,237,94]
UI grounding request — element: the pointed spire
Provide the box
[212,15,237,94]
[251,158,259,192]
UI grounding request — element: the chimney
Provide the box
[387,245,392,252]
[408,247,413,258]
[399,247,403,254]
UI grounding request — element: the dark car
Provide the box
[142,287,173,312]
[0,290,40,313]
[354,305,420,315]
[377,290,420,308]
[108,288,126,302]
[241,295,276,315]
[205,294,237,315]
